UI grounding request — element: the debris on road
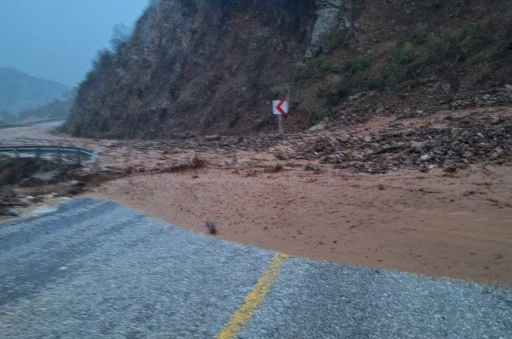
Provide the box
[206,220,217,235]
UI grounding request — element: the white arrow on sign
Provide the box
[272,100,288,115]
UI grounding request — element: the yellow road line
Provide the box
[216,253,289,339]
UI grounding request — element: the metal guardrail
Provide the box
[0,145,98,170]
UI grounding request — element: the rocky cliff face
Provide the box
[63,0,362,138]
[63,0,512,139]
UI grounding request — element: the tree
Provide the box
[110,23,133,51]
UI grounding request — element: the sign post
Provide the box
[272,99,288,135]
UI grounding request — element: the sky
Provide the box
[0,0,149,87]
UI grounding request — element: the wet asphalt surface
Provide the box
[0,198,511,338]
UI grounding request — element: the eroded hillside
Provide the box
[62,0,512,139]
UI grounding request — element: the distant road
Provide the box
[0,120,64,142]
[0,198,511,338]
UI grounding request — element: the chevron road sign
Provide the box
[272,100,288,116]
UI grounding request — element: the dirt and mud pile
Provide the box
[62,0,512,139]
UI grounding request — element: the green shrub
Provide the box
[271,83,291,98]
[295,61,308,71]
[311,107,329,122]
[313,55,337,73]
[427,25,485,62]
[486,43,507,62]
[382,66,393,81]
[294,61,316,81]
[393,43,415,65]
[364,76,384,90]
[343,56,372,73]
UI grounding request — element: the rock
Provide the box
[321,155,342,164]
[420,154,432,162]
[364,136,372,142]
[31,170,60,183]
[463,190,476,197]
[44,193,57,199]
[308,121,327,132]
[491,116,504,125]
[304,163,320,172]
[204,135,221,141]
[433,148,445,155]
[19,196,36,205]
[389,119,405,127]
[69,180,86,187]
[205,220,217,235]
[490,147,504,159]
[443,166,457,173]
[32,196,44,203]
[462,151,473,158]
[349,92,366,101]
[274,151,288,160]
[308,0,348,55]
[337,135,351,143]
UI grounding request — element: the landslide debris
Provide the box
[294,112,512,174]
[0,156,89,218]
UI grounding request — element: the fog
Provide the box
[0,0,149,86]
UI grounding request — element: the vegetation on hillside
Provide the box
[63,0,512,138]
[291,6,512,124]
[18,89,77,122]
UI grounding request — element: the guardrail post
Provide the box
[36,147,41,159]
[91,151,99,173]
[14,148,19,158]
[76,149,81,165]
[57,148,62,164]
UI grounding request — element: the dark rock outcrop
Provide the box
[64,0,324,138]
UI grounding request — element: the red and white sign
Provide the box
[272,100,288,116]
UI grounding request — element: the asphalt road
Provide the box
[0,198,511,338]
[0,120,64,141]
